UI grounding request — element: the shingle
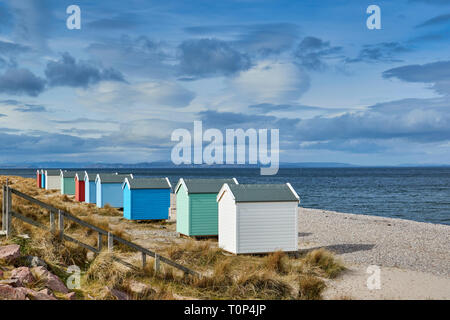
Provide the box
[45,169,61,176]
[127,178,170,189]
[228,184,298,202]
[97,173,132,183]
[183,178,237,194]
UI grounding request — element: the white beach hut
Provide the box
[45,169,61,190]
[217,183,300,254]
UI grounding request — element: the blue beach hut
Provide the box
[96,173,133,208]
[40,169,46,189]
[84,172,97,204]
[122,177,172,221]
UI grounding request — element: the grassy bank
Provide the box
[0,175,344,300]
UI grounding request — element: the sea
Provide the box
[1,167,449,226]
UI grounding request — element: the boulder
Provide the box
[32,266,69,293]
[0,245,20,263]
[0,279,21,287]
[105,286,130,300]
[11,267,35,285]
[24,256,47,268]
[16,287,57,300]
[128,280,155,297]
[0,284,27,300]
[66,292,76,300]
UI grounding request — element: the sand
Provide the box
[298,208,450,299]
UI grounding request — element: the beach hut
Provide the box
[84,172,97,204]
[36,170,41,188]
[45,170,62,190]
[122,177,172,220]
[175,178,238,237]
[40,169,46,189]
[217,183,300,254]
[75,173,85,202]
[60,171,78,195]
[96,174,133,208]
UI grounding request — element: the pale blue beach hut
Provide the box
[84,172,97,204]
[96,173,133,208]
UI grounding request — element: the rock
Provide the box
[0,284,27,300]
[17,288,57,300]
[128,280,155,296]
[105,286,130,300]
[86,251,95,262]
[11,267,35,285]
[38,288,54,296]
[24,256,47,268]
[32,266,69,293]
[0,279,21,287]
[0,269,3,278]
[0,244,21,262]
[65,292,76,300]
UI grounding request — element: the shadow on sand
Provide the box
[299,243,375,255]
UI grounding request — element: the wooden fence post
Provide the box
[141,252,147,270]
[5,185,11,236]
[98,232,103,252]
[107,232,113,252]
[58,210,64,240]
[2,185,6,232]
[154,254,160,273]
[49,211,55,232]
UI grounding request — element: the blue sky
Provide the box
[0,0,450,165]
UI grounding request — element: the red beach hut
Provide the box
[36,170,41,188]
[75,172,85,202]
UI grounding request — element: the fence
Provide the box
[1,183,199,277]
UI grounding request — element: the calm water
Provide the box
[2,167,449,225]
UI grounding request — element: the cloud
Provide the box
[346,42,410,63]
[382,60,450,94]
[14,104,47,113]
[230,60,310,103]
[78,81,195,111]
[0,68,46,96]
[178,38,251,78]
[409,0,450,5]
[87,35,173,79]
[185,23,300,56]
[45,53,126,88]
[295,36,342,71]
[416,13,450,27]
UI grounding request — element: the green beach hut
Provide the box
[60,170,81,195]
[175,178,238,237]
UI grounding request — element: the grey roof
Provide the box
[45,169,60,176]
[181,178,237,194]
[227,184,299,202]
[126,178,170,190]
[97,174,132,184]
[84,172,97,181]
[61,171,79,178]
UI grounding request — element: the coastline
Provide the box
[298,207,450,299]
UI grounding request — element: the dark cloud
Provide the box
[416,13,450,27]
[14,104,47,112]
[185,23,300,56]
[294,36,342,71]
[0,68,46,97]
[87,35,172,79]
[45,53,126,88]
[346,42,410,63]
[0,40,30,56]
[178,39,251,78]
[383,60,450,94]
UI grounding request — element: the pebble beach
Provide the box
[298,208,450,299]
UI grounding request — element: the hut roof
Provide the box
[45,169,61,176]
[123,177,171,190]
[84,171,97,181]
[224,183,299,203]
[61,171,78,178]
[96,173,133,184]
[176,178,238,194]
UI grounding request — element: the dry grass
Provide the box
[301,248,345,278]
[262,251,290,274]
[166,239,223,267]
[298,275,326,300]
